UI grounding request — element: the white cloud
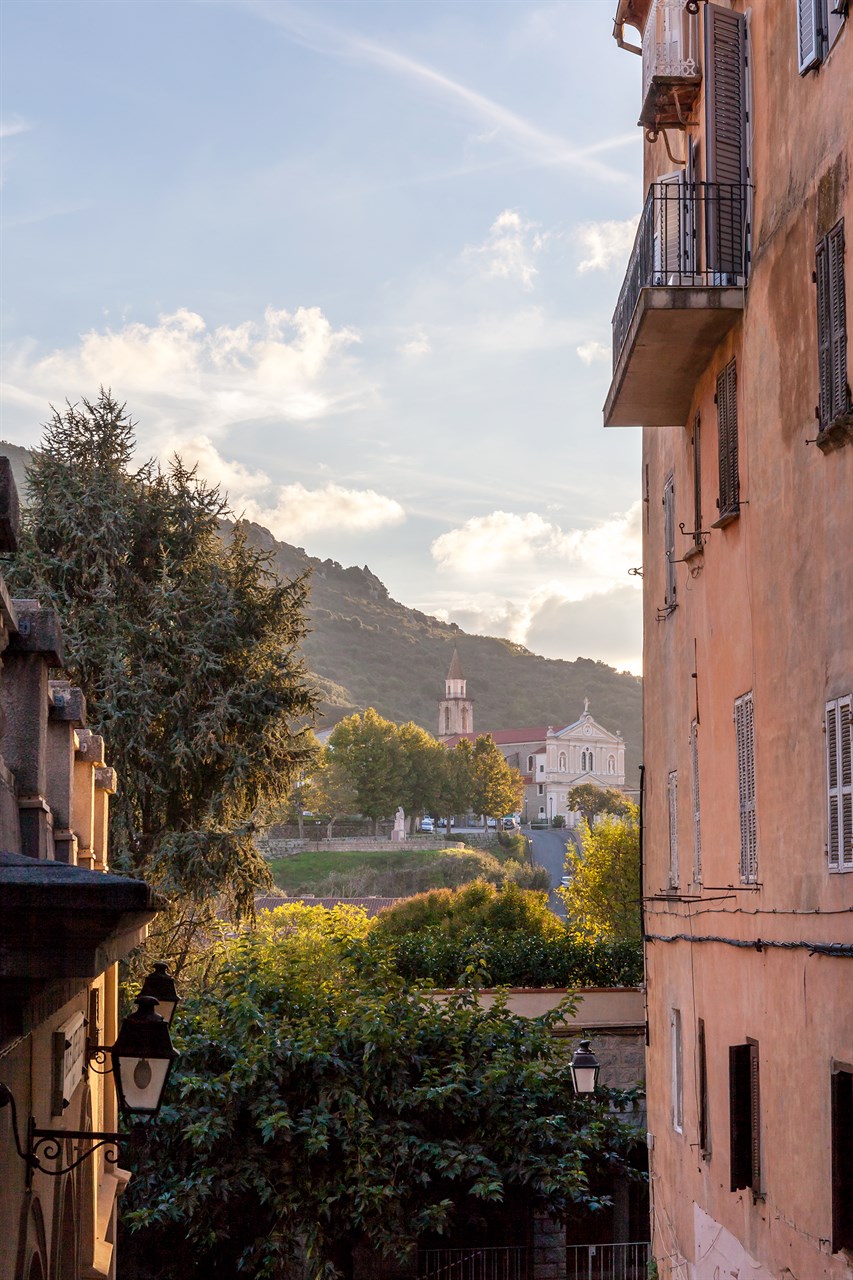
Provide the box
[2,305,369,448]
[431,502,643,591]
[398,332,432,358]
[431,511,555,573]
[575,217,639,273]
[470,209,546,289]
[576,340,610,365]
[240,482,405,541]
[0,117,31,139]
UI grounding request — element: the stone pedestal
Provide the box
[532,1213,566,1280]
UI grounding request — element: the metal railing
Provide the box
[418,1247,529,1280]
[566,1241,650,1280]
[642,0,700,99]
[612,180,750,367]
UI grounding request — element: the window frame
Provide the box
[663,472,677,612]
[715,359,740,523]
[671,1009,684,1134]
[729,1039,761,1196]
[735,691,757,884]
[691,719,702,883]
[668,769,679,890]
[816,219,850,435]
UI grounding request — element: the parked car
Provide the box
[501,816,518,830]
[487,817,497,828]
[420,816,435,833]
[561,874,571,887]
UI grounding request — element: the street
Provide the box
[524,825,578,919]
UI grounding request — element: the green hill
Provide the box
[239,522,643,784]
[0,443,642,783]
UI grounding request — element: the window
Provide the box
[698,1019,711,1158]
[537,783,544,796]
[671,1010,683,1133]
[816,220,850,433]
[527,755,535,772]
[663,473,677,610]
[538,806,546,817]
[827,696,853,872]
[798,0,847,73]
[729,1040,761,1194]
[716,359,740,521]
[691,413,703,547]
[444,707,450,734]
[832,1068,853,1253]
[691,720,702,882]
[735,691,757,882]
[539,762,545,773]
[705,5,748,278]
[668,770,679,889]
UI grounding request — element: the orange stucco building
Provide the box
[606,0,852,1276]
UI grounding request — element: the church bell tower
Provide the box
[438,648,474,740]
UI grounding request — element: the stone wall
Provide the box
[258,835,459,859]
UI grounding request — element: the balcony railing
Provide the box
[612,180,749,367]
[640,0,701,128]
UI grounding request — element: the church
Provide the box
[438,649,627,826]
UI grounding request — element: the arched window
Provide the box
[444,707,450,733]
[527,755,535,772]
[581,750,591,772]
[608,755,616,774]
[558,752,567,771]
[461,706,468,732]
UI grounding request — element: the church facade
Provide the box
[438,650,627,824]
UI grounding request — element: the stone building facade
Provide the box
[606,2,853,1277]
[0,459,160,1280]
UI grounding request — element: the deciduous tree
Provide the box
[567,784,632,828]
[328,707,405,832]
[559,804,641,943]
[471,735,523,826]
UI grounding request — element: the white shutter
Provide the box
[691,720,702,881]
[668,769,679,888]
[797,0,823,74]
[827,696,853,871]
[735,692,757,883]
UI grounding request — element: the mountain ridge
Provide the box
[1,442,642,782]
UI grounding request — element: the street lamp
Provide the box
[111,995,178,1118]
[138,961,181,1026]
[570,1039,601,1096]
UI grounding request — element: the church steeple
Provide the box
[438,648,474,740]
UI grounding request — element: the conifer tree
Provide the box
[7,390,316,913]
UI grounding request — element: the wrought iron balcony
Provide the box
[640,0,702,129]
[605,180,750,428]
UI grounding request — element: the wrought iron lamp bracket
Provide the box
[678,522,710,543]
[86,1043,114,1075]
[1,1082,121,1187]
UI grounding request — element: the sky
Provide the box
[0,0,645,673]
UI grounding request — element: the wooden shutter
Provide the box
[698,1019,710,1157]
[705,5,747,278]
[832,1070,853,1253]
[664,473,677,608]
[691,719,702,881]
[816,235,833,428]
[692,413,702,546]
[668,770,679,887]
[735,691,756,883]
[827,696,853,871]
[748,1040,761,1192]
[716,360,739,518]
[729,1044,752,1190]
[797,0,823,74]
[828,221,849,424]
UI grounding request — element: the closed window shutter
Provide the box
[828,221,849,424]
[717,360,739,517]
[664,473,677,608]
[749,1041,761,1192]
[691,719,702,880]
[705,5,747,277]
[735,691,757,882]
[797,0,824,73]
[816,236,833,428]
[827,696,853,871]
[668,769,679,887]
[729,1044,752,1190]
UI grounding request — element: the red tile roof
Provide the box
[443,728,549,748]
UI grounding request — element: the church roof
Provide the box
[442,727,549,748]
[447,648,464,680]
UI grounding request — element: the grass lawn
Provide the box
[268,847,446,894]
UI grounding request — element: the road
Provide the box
[524,825,580,919]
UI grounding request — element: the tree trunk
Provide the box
[297,808,304,839]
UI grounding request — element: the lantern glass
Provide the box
[570,1039,601,1096]
[111,995,177,1117]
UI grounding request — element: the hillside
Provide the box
[0,444,642,782]
[239,522,643,784]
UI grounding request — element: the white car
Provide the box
[561,875,571,887]
[420,816,435,832]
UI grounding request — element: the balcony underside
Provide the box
[639,75,701,129]
[604,286,744,427]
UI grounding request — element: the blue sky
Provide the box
[1,0,645,672]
